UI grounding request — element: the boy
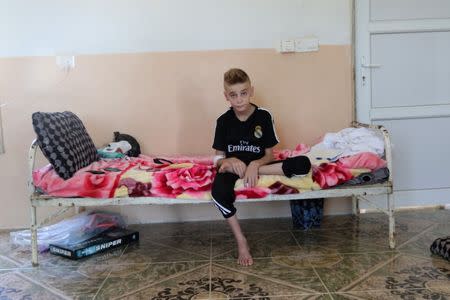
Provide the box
[212,68,311,266]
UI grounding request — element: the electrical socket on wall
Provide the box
[278,37,319,53]
[56,55,75,71]
[295,37,319,52]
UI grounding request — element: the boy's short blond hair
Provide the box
[224,68,251,86]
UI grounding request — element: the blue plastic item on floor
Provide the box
[290,198,324,230]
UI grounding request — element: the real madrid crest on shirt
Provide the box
[254,125,263,138]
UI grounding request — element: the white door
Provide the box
[355,0,450,208]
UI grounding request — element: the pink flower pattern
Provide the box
[151,164,216,198]
[312,163,353,189]
[119,178,152,197]
[235,187,271,199]
[273,144,310,161]
[268,181,299,194]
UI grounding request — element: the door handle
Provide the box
[361,56,381,69]
[361,63,381,68]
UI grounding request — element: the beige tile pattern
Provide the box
[0,210,448,299]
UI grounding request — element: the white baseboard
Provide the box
[119,197,354,225]
[359,188,450,210]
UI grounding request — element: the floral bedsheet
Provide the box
[33,153,386,199]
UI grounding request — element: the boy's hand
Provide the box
[219,158,246,178]
[243,161,260,188]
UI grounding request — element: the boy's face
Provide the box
[224,81,254,113]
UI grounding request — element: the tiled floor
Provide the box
[0,209,449,299]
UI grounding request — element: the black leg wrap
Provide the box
[282,156,311,177]
[211,173,239,218]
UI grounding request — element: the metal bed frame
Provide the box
[28,122,395,266]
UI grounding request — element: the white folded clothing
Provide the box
[103,141,132,154]
[317,127,384,158]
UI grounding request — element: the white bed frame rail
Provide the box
[28,122,394,266]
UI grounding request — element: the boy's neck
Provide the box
[234,103,255,122]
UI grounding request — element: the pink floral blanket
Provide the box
[33,152,386,199]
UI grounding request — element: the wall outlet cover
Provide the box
[56,55,75,70]
[295,37,319,52]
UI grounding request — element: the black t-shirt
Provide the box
[212,104,279,165]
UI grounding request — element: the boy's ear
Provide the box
[250,86,254,97]
[223,91,229,101]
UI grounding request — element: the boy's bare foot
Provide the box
[237,238,253,266]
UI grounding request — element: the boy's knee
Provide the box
[212,173,238,198]
[282,156,311,177]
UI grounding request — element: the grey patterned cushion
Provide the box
[430,236,450,261]
[32,111,99,180]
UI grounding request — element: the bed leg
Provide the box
[74,206,85,214]
[352,195,359,215]
[388,193,396,249]
[31,205,39,267]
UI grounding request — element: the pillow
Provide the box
[32,111,99,180]
[430,236,450,261]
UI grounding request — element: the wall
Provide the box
[1,0,351,56]
[0,0,353,228]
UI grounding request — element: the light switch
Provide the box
[279,40,295,53]
[295,37,319,52]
